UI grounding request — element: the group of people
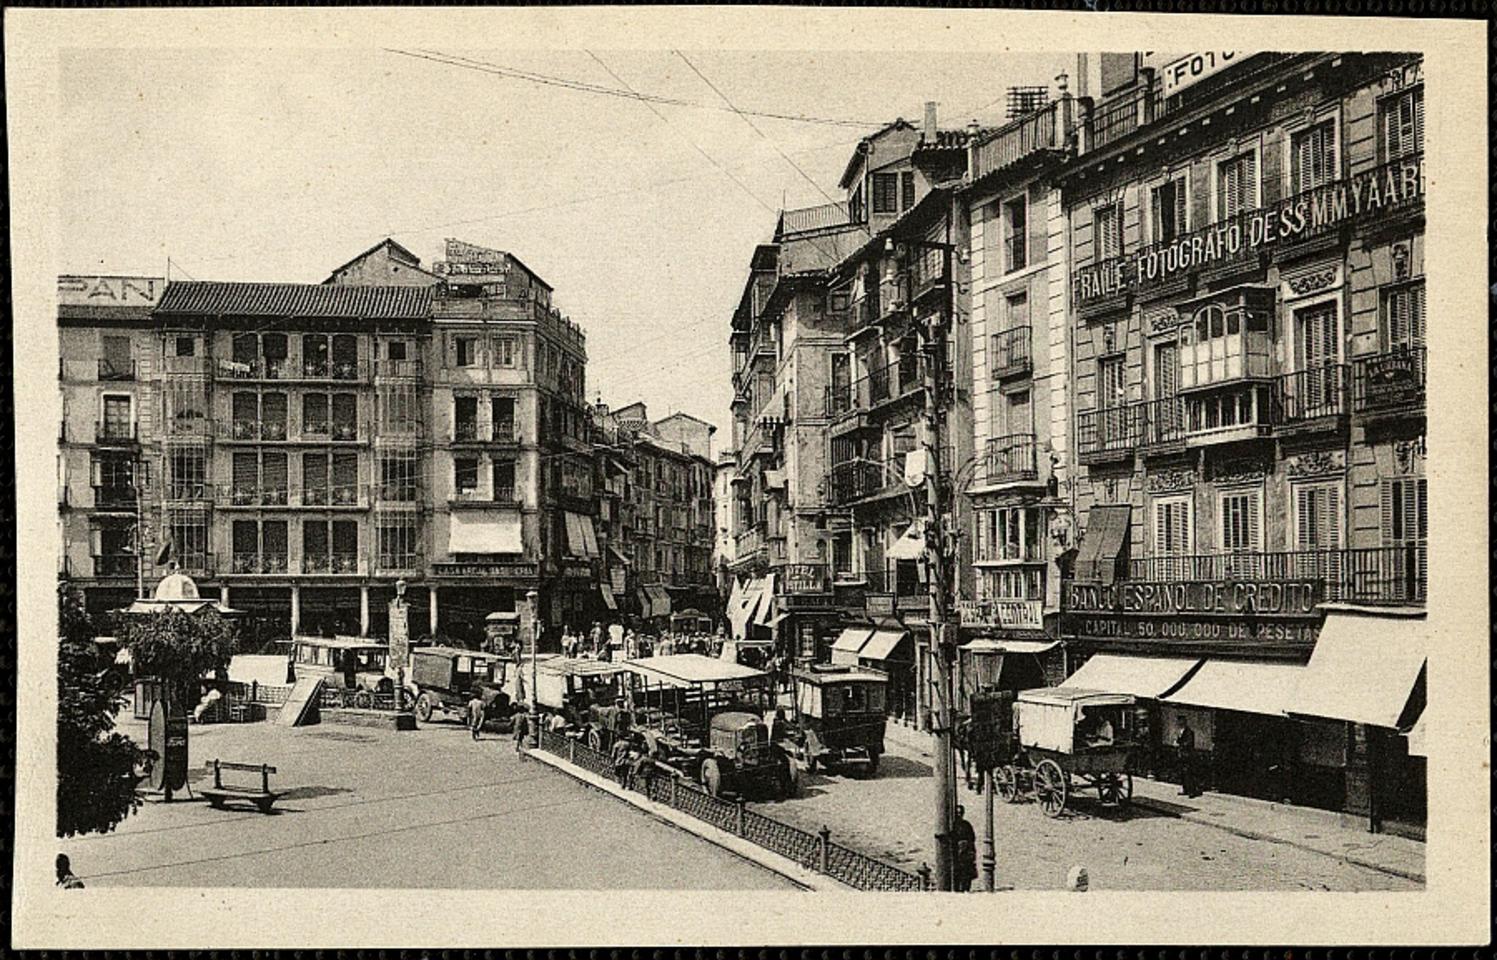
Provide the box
[557,621,723,663]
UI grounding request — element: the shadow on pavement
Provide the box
[279,784,354,802]
[870,755,932,780]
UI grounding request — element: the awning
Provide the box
[579,517,600,559]
[764,469,786,491]
[886,520,926,561]
[830,626,875,665]
[1404,713,1428,758]
[1057,653,1200,699]
[608,545,631,566]
[563,512,599,559]
[646,584,672,618]
[752,574,777,627]
[599,584,618,611]
[859,627,910,662]
[963,639,1059,656]
[1289,606,1427,729]
[1074,504,1130,584]
[448,510,523,554]
[1162,659,1305,717]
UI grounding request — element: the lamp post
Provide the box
[527,588,540,748]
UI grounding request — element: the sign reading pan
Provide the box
[1065,579,1322,617]
[1075,155,1425,305]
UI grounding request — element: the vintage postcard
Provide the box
[7,5,1489,948]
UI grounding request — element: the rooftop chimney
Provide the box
[923,101,938,141]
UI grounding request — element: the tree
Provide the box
[122,606,238,713]
[57,585,147,838]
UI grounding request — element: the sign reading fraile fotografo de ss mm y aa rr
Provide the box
[1075,153,1424,305]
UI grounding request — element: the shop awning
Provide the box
[647,584,673,618]
[1404,712,1428,758]
[563,512,599,559]
[448,510,523,554]
[1161,659,1306,717]
[752,574,777,627]
[1074,504,1130,584]
[1057,653,1200,699]
[830,626,875,665]
[608,545,631,566]
[599,584,618,611]
[1289,606,1427,729]
[963,638,1060,656]
[886,520,926,561]
[859,627,910,662]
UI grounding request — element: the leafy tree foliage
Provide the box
[122,606,238,712]
[57,585,147,838]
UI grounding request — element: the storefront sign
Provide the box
[957,599,1044,630]
[431,561,538,579]
[1065,579,1321,617]
[1156,52,1240,98]
[1358,351,1425,409]
[58,275,165,307]
[1071,615,1318,646]
[1075,155,1424,305]
[865,593,895,617]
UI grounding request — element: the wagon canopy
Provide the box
[624,652,768,687]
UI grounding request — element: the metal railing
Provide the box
[989,326,1031,375]
[1127,545,1425,604]
[92,484,140,508]
[867,356,925,407]
[226,420,290,442]
[973,99,1063,177]
[1087,81,1159,150]
[536,729,928,892]
[98,359,137,381]
[828,459,891,505]
[1351,346,1426,415]
[230,553,290,575]
[1078,402,1147,456]
[94,421,139,443]
[301,553,362,575]
[93,555,137,577]
[972,434,1037,485]
[1277,364,1348,422]
[374,359,424,380]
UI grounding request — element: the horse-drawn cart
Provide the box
[992,687,1137,817]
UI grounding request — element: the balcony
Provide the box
[1127,545,1426,606]
[1087,80,1159,151]
[734,524,766,562]
[1078,402,1146,463]
[862,569,927,614]
[1277,364,1349,431]
[971,434,1038,487]
[301,553,363,575]
[867,356,925,410]
[374,359,424,380]
[93,422,139,445]
[164,481,211,503]
[160,356,214,377]
[225,420,290,442]
[220,358,291,381]
[1181,383,1277,446]
[224,484,291,508]
[93,554,137,577]
[1352,347,1426,421]
[908,247,947,307]
[97,358,137,381]
[451,486,521,507]
[301,358,366,382]
[989,327,1032,379]
[973,99,1064,178]
[92,485,140,509]
[829,459,891,506]
[231,553,290,575]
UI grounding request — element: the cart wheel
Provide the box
[1098,773,1121,807]
[1121,773,1133,806]
[586,727,604,753]
[1036,760,1068,818]
[702,759,722,798]
[415,694,433,723]
[995,764,1020,803]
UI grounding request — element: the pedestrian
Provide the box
[467,691,487,741]
[611,735,634,789]
[512,709,530,758]
[630,737,655,794]
[55,854,83,889]
[953,805,977,892]
[1176,719,1200,798]
[548,711,569,735]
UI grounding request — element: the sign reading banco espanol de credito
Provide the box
[1064,579,1322,618]
[1075,153,1424,305]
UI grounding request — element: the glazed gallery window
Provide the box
[977,567,1042,602]
[1382,282,1426,352]
[1092,203,1122,261]
[975,506,1042,562]
[1004,196,1028,273]
[166,447,207,500]
[1378,86,1423,163]
[1291,121,1337,195]
[1216,151,1258,220]
[1150,175,1188,244]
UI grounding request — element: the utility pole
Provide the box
[907,235,958,891]
[527,588,541,748]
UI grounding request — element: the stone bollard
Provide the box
[818,825,831,874]
[736,798,747,836]
[567,737,576,764]
[917,862,933,890]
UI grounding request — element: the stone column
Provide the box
[429,587,439,637]
[289,585,301,635]
[360,586,371,636]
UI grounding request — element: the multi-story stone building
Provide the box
[59,238,597,651]
[1059,52,1426,832]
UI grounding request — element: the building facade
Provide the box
[1059,52,1426,830]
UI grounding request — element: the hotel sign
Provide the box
[1064,579,1322,618]
[1075,155,1424,305]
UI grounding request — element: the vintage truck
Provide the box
[406,646,513,726]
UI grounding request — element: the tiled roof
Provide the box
[778,201,851,237]
[156,281,434,319]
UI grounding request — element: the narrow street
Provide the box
[63,718,797,890]
[751,732,1420,892]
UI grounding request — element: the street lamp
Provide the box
[527,588,540,748]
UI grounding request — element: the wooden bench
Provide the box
[201,760,281,813]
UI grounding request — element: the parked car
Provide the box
[406,646,512,726]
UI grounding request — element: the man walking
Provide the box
[467,691,486,740]
[1176,719,1200,798]
[953,805,978,892]
[512,709,530,759]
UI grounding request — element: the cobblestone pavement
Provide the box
[750,735,1420,892]
[61,717,795,890]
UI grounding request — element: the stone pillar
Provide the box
[289,585,301,635]
[360,586,371,636]
[220,583,230,610]
[429,587,439,637]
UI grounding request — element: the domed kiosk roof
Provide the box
[153,571,201,602]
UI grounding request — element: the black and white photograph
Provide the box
[8,5,1489,950]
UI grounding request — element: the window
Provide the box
[261,453,288,505]
[378,453,417,501]
[303,335,330,377]
[167,447,207,500]
[303,521,329,572]
[175,337,196,357]
[386,340,408,361]
[492,459,516,501]
[1382,477,1426,546]
[330,452,357,505]
[1378,86,1423,162]
[1293,481,1342,550]
[1291,121,1337,195]
[101,395,133,439]
[93,455,137,503]
[454,396,478,441]
[491,396,516,441]
[872,172,900,214]
[1216,151,1258,221]
[101,336,133,380]
[455,458,479,496]
[1097,355,1126,410]
[1003,389,1032,438]
[378,516,419,570]
[167,509,208,570]
[1093,203,1122,261]
[1150,176,1188,243]
[849,185,864,224]
[1004,197,1028,273]
[901,171,916,211]
[332,521,358,571]
[1152,340,1180,399]
[1382,282,1426,352]
[302,452,329,505]
[1152,495,1193,565]
[1218,489,1262,554]
[331,335,358,379]
[455,336,478,367]
[330,394,357,440]
[260,393,288,440]
[303,394,330,436]
[494,337,517,367]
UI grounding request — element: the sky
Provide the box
[59,47,1068,448]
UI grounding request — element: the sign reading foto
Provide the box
[1156,52,1240,97]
